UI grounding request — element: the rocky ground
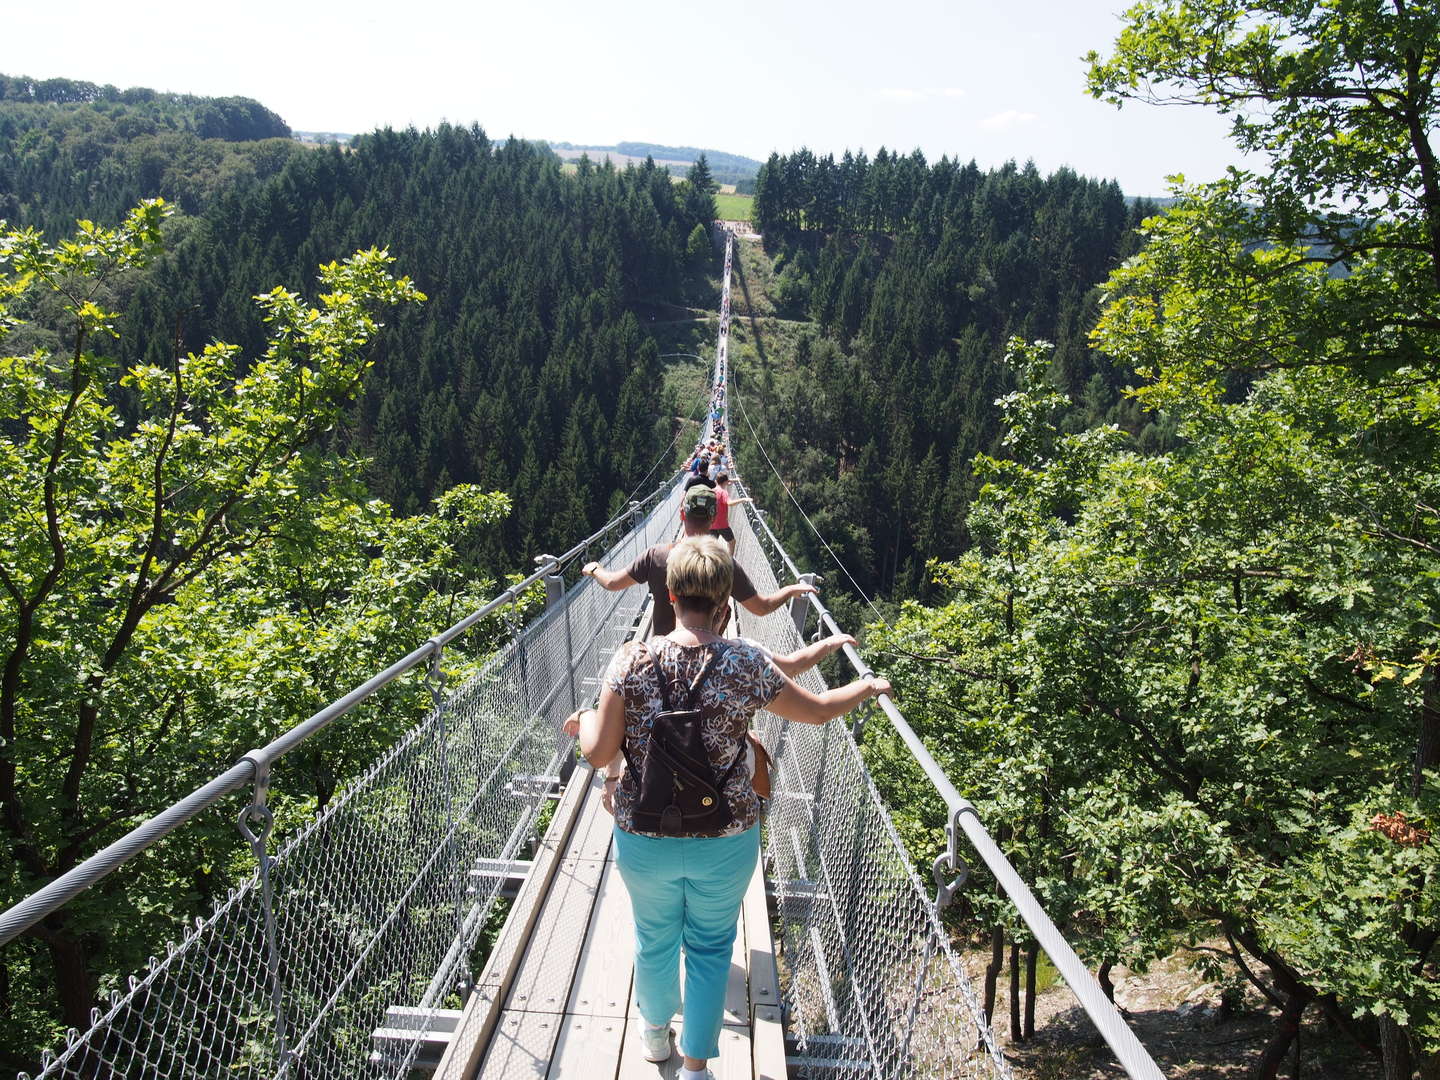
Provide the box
[992,946,1382,1079]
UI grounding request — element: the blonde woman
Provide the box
[570,537,889,1079]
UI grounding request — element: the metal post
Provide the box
[548,567,582,784]
[236,757,292,1074]
[790,572,819,638]
[850,698,871,743]
[425,642,465,993]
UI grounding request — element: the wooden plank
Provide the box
[742,861,780,1012]
[750,1005,787,1080]
[507,857,604,1014]
[481,765,594,990]
[433,973,505,1078]
[545,1013,626,1079]
[565,771,617,862]
[716,1024,754,1080]
[435,766,593,1080]
[615,1016,679,1079]
[616,1019,752,1080]
[475,1010,562,1080]
[565,859,635,1018]
[616,1019,755,1078]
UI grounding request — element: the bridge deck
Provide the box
[436,767,787,1080]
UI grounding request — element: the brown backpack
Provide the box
[620,643,744,835]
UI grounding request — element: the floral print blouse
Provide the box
[605,637,784,837]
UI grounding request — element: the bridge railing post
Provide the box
[790,572,820,638]
[423,639,466,993]
[235,755,294,1075]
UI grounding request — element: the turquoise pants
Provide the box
[613,824,761,1060]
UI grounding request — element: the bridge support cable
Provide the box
[718,221,1163,1076]
[6,478,686,1080]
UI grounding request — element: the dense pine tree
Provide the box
[736,150,1156,599]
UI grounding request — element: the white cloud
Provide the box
[878,86,968,104]
[980,109,1038,130]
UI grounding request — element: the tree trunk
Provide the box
[1009,941,1022,1041]
[1314,994,1379,1056]
[1380,1014,1416,1080]
[1024,940,1039,1039]
[1414,671,1440,800]
[983,925,1004,1034]
[1098,960,1115,1003]
[1252,994,1306,1080]
[48,929,97,1032]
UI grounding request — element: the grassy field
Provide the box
[715,193,754,221]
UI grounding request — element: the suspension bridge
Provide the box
[0,230,1165,1080]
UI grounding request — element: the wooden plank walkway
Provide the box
[436,766,788,1080]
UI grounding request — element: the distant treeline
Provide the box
[552,139,760,190]
[0,73,299,229]
[0,73,288,139]
[737,149,1160,598]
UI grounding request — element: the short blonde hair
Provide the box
[667,536,732,611]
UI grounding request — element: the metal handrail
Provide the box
[0,476,676,949]
[738,486,1167,1080]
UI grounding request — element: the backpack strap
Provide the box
[636,641,670,712]
[639,640,727,713]
[682,644,727,707]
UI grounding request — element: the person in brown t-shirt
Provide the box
[581,485,817,635]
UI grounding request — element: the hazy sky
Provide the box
[7,0,1253,198]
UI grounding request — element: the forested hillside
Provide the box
[0,85,719,1068]
[730,151,1158,600]
[110,127,718,558]
[2,78,721,560]
[0,74,296,231]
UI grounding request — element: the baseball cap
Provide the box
[683,485,717,520]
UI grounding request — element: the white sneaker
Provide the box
[639,1022,674,1062]
[678,1069,716,1080]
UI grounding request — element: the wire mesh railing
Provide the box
[8,478,683,1080]
[731,480,1169,1080]
[727,494,1013,1080]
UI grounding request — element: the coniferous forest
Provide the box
[737,150,1159,599]
[0,81,718,1066]
[3,0,1440,1076]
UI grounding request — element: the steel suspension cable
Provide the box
[729,365,891,627]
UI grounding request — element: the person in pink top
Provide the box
[708,471,751,553]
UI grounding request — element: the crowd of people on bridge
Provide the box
[562,233,889,1080]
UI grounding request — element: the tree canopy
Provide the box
[869,3,1440,1076]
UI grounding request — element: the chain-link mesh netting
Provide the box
[22,480,682,1080]
[729,492,1011,1080]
